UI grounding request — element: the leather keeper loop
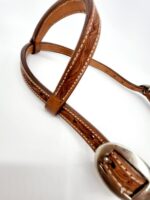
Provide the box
[45,95,64,115]
[30,39,41,54]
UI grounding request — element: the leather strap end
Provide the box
[45,95,64,115]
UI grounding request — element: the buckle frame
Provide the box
[95,143,150,200]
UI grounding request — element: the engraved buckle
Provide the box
[95,143,150,200]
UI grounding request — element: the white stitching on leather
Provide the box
[111,152,144,185]
[64,106,105,144]
[54,7,96,96]
[22,65,103,150]
[63,33,99,100]
[60,113,96,150]
[21,67,49,99]
[104,164,132,196]
[22,67,96,150]
[22,68,94,150]
[22,71,46,103]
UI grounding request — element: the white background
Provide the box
[0,0,150,200]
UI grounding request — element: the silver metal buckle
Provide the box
[95,143,150,200]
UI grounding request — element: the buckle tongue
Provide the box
[95,143,150,200]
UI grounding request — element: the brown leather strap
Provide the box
[21,41,149,151]
[20,42,147,197]
[40,42,150,101]
[36,42,145,94]
[20,0,149,198]
[31,0,100,114]
[21,42,108,151]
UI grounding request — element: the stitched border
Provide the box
[54,6,96,96]
[21,67,49,100]
[22,71,45,103]
[63,32,100,100]
[60,113,96,150]
[22,66,95,150]
[111,152,144,185]
[64,106,105,144]
[104,164,132,196]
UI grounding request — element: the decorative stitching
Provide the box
[104,164,132,196]
[60,113,96,150]
[22,66,103,150]
[64,106,105,144]
[22,66,97,151]
[22,71,46,103]
[111,152,144,185]
[54,6,96,96]
[21,68,48,103]
[21,67,50,98]
[63,33,100,100]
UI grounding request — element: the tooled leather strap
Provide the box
[33,42,150,97]
[21,41,149,150]
[31,0,100,115]
[21,0,149,198]
[30,0,149,110]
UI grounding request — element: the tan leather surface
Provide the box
[31,0,100,114]
[20,0,149,198]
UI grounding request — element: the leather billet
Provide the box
[21,0,150,199]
